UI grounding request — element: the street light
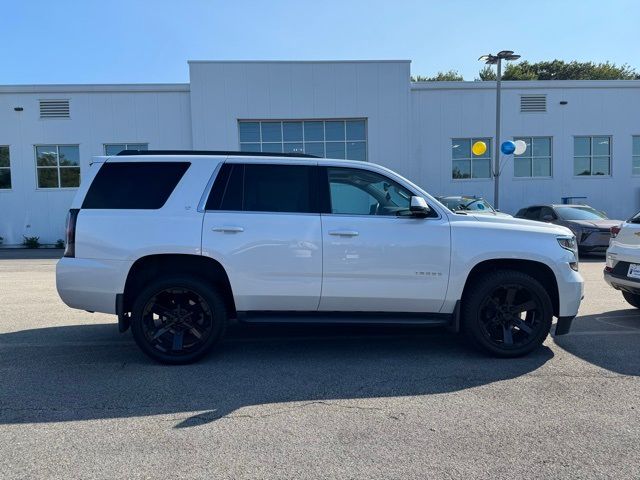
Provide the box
[478,50,521,210]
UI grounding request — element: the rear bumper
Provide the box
[604,270,640,295]
[56,257,131,314]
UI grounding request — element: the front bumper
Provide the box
[578,231,611,251]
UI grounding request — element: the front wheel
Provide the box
[622,291,640,309]
[462,270,553,357]
[130,276,228,364]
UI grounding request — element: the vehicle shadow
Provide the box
[0,322,553,428]
[553,309,640,376]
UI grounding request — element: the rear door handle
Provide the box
[212,226,244,233]
[329,230,359,237]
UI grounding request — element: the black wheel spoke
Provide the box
[511,317,533,334]
[505,287,518,306]
[172,330,185,351]
[513,300,537,313]
[502,324,514,345]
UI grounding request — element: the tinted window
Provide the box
[523,207,542,220]
[82,162,189,209]
[556,206,608,221]
[207,163,317,214]
[244,165,315,213]
[327,167,414,216]
[540,207,556,220]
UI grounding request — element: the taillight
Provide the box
[610,224,622,238]
[64,209,80,258]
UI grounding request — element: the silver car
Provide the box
[436,196,512,218]
[515,204,622,254]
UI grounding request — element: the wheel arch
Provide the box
[461,259,559,317]
[122,254,236,318]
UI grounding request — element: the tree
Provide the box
[477,60,640,81]
[412,70,464,82]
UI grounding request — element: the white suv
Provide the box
[605,214,640,307]
[56,151,584,364]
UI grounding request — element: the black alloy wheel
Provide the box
[131,277,227,364]
[478,283,542,348]
[463,270,553,357]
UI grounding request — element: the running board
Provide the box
[237,311,453,326]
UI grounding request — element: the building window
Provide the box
[238,120,367,161]
[35,145,80,188]
[633,136,640,175]
[104,143,148,155]
[513,137,552,177]
[0,146,10,189]
[574,136,611,176]
[452,138,492,179]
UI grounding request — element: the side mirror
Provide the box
[541,214,554,222]
[410,196,431,217]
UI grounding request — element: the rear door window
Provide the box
[82,162,189,209]
[206,163,318,214]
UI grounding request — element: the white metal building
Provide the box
[1,60,639,245]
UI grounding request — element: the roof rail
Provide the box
[116,149,318,158]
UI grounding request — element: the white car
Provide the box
[56,151,584,364]
[605,215,640,307]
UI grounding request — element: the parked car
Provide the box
[604,212,640,308]
[435,195,512,218]
[56,151,583,364]
[515,204,622,254]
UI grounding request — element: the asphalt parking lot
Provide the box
[1,251,639,479]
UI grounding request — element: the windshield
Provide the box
[440,197,495,213]
[556,206,608,221]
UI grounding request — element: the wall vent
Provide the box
[39,99,70,118]
[520,95,546,113]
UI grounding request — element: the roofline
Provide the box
[116,149,317,159]
[0,83,190,94]
[188,59,411,65]
[411,79,640,91]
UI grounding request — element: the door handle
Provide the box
[328,230,359,237]
[212,226,244,233]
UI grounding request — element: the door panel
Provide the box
[320,215,450,312]
[319,166,450,312]
[202,212,322,311]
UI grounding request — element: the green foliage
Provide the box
[477,66,496,81]
[23,236,41,249]
[478,60,640,81]
[412,70,464,82]
[55,239,65,249]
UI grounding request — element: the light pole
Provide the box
[478,50,520,210]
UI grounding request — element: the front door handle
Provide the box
[212,226,244,233]
[329,230,359,237]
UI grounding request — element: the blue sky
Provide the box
[4,0,639,84]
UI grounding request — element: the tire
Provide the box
[130,276,228,364]
[622,291,640,309]
[462,270,553,358]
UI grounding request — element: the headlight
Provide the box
[558,235,579,271]
[557,235,577,253]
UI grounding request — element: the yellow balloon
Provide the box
[472,141,487,156]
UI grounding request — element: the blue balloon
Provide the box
[501,141,516,155]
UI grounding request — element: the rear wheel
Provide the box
[622,291,640,309]
[462,270,553,357]
[130,276,227,364]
